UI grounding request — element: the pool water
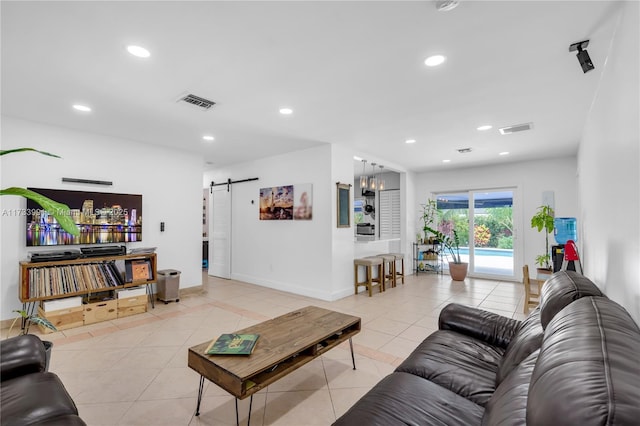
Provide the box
[456,247,513,258]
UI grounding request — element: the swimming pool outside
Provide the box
[443,247,514,276]
[456,247,513,257]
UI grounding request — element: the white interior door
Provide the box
[209,185,231,279]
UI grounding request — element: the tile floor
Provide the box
[13,272,527,425]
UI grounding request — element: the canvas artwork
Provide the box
[293,183,313,220]
[260,185,294,220]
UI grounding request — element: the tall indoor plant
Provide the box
[420,198,438,243]
[530,204,555,272]
[425,225,468,281]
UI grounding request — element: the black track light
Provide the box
[569,40,594,73]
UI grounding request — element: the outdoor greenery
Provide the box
[474,224,491,246]
[437,206,513,249]
[0,148,79,236]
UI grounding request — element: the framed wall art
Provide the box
[337,183,351,228]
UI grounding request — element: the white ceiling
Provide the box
[1,1,617,174]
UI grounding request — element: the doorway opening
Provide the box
[436,189,515,279]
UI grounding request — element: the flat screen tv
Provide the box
[26,188,142,247]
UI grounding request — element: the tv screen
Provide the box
[26,188,142,246]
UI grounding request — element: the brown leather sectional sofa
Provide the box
[334,271,640,425]
[1,334,86,425]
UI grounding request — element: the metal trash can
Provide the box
[157,269,181,304]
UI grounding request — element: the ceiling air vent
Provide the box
[177,93,216,110]
[457,147,472,154]
[499,122,533,135]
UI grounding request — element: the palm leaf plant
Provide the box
[424,226,463,264]
[7,309,57,337]
[0,148,79,236]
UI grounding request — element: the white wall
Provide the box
[203,143,365,301]
[577,1,639,322]
[331,144,358,299]
[0,117,203,321]
[204,145,340,300]
[414,157,579,279]
[403,171,418,269]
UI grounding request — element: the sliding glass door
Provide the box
[436,189,515,279]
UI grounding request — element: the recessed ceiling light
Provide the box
[499,151,510,156]
[405,139,416,144]
[279,107,293,115]
[72,104,91,112]
[436,0,460,12]
[126,45,150,58]
[442,159,451,163]
[424,55,446,67]
[477,125,493,131]
[353,156,363,161]
[202,135,215,142]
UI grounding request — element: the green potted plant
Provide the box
[420,198,438,244]
[1,148,77,371]
[7,310,57,337]
[425,226,468,281]
[0,148,80,236]
[530,205,555,274]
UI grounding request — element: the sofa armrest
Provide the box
[1,334,47,381]
[438,303,521,349]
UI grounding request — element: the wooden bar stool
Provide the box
[523,264,545,313]
[373,254,396,289]
[354,257,384,296]
[387,252,405,285]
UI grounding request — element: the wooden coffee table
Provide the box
[188,306,361,425]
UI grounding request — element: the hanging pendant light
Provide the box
[378,165,385,190]
[369,163,377,190]
[359,160,368,188]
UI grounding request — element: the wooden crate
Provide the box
[117,296,148,318]
[37,305,84,333]
[83,299,117,325]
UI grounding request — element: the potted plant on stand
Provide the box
[425,226,468,281]
[530,204,555,279]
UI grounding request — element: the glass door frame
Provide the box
[434,186,522,281]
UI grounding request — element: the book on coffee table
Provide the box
[205,334,260,355]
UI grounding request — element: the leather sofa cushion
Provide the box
[0,372,80,425]
[539,271,603,328]
[528,297,640,425]
[439,303,521,349]
[395,330,504,406]
[496,307,543,384]
[333,372,484,426]
[0,334,47,381]
[29,414,87,425]
[482,350,539,426]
